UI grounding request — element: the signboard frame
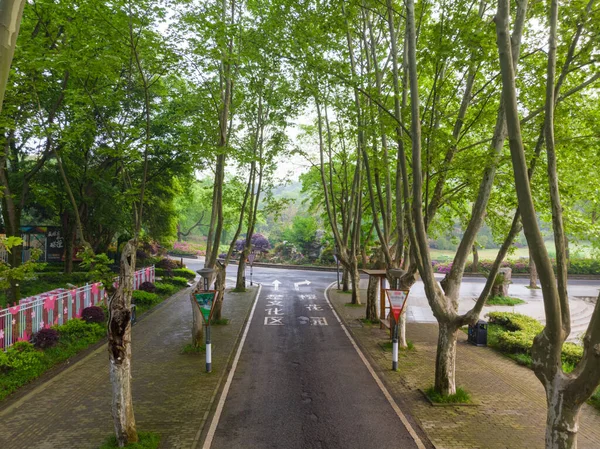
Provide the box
[194,290,218,324]
[385,289,410,322]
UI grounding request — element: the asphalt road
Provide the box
[186,261,425,449]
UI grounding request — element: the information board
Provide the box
[385,289,410,322]
[194,291,217,323]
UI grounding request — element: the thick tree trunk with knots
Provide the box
[107,240,138,446]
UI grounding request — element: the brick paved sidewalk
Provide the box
[0,287,257,449]
[329,288,600,449]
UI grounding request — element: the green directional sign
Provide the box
[195,291,217,323]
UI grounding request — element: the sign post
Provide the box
[385,289,410,371]
[194,290,217,373]
[248,252,256,286]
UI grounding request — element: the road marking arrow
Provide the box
[272,280,281,291]
[294,280,311,291]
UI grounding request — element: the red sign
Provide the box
[385,290,410,322]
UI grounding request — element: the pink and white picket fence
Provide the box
[0,266,155,351]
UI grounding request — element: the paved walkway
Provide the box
[404,275,599,342]
[329,287,600,449]
[0,287,257,449]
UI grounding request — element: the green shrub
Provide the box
[486,296,526,306]
[132,290,161,307]
[487,312,544,334]
[496,330,535,354]
[589,388,600,411]
[154,282,178,296]
[160,276,189,287]
[1,342,44,375]
[561,342,584,366]
[155,268,195,279]
[56,319,105,342]
[172,268,196,280]
[569,258,600,275]
[488,312,585,368]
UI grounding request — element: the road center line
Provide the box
[323,282,427,449]
[200,283,262,449]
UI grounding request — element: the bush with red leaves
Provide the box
[32,328,60,349]
[139,281,156,293]
[81,306,106,324]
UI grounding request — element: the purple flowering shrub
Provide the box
[235,233,270,253]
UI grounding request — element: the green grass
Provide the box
[231,287,246,293]
[181,343,205,354]
[360,318,380,325]
[211,318,229,325]
[99,432,160,449]
[337,290,352,294]
[379,340,415,352]
[486,296,526,306]
[344,302,365,307]
[425,386,472,404]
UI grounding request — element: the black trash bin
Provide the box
[467,320,487,346]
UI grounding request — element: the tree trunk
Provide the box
[236,255,247,291]
[472,245,479,273]
[435,321,458,396]
[398,309,408,348]
[361,246,368,268]
[366,275,378,320]
[350,258,361,305]
[107,240,138,446]
[342,268,349,292]
[545,384,581,449]
[529,248,539,289]
[212,263,226,321]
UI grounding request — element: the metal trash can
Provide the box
[468,320,487,346]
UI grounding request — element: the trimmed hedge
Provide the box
[155,268,196,280]
[132,290,161,307]
[159,276,189,287]
[154,282,178,296]
[487,312,544,333]
[487,312,584,367]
